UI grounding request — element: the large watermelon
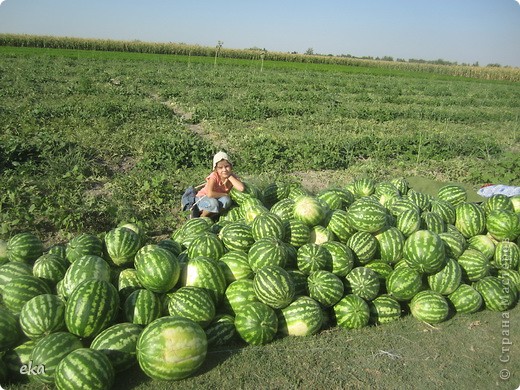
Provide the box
[333,294,370,329]
[409,290,450,324]
[293,195,326,227]
[134,245,180,293]
[277,296,323,337]
[104,226,141,267]
[65,279,120,339]
[137,316,207,380]
[403,230,446,274]
[234,301,278,345]
[253,265,295,309]
[90,322,143,373]
[6,232,44,263]
[55,348,115,390]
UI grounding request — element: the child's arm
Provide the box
[227,174,245,192]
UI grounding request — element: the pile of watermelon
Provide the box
[1,177,519,388]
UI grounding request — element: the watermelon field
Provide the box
[1,39,520,389]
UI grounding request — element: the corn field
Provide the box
[0,33,519,82]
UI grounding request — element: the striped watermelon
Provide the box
[318,187,355,210]
[309,225,335,245]
[287,269,309,296]
[181,256,227,304]
[457,248,491,282]
[347,231,379,265]
[438,231,467,259]
[321,241,355,277]
[3,339,37,380]
[277,296,323,337]
[205,314,236,346]
[437,184,467,207]
[6,232,44,263]
[427,257,462,295]
[390,177,409,195]
[283,219,311,248]
[498,269,520,295]
[174,218,212,247]
[486,209,520,241]
[344,267,381,301]
[369,294,402,325]
[326,209,357,243]
[374,181,400,198]
[65,233,103,263]
[62,254,111,298]
[346,198,388,233]
[388,197,420,218]
[32,253,68,288]
[0,306,21,351]
[248,237,288,272]
[117,268,143,302]
[223,278,259,315]
[403,230,446,274]
[297,243,333,275]
[375,227,405,264]
[467,234,495,261]
[253,265,295,309]
[157,238,183,257]
[447,283,482,314]
[134,245,181,293]
[104,227,141,267]
[218,250,254,283]
[2,274,52,314]
[234,301,278,345]
[351,178,375,198]
[90,322,143,373]
[65,279,120,338]
[219,222,255,252]
[187,232,225,261]
[19,294,66,339]
[167,286,216,328]
[474,276,516,312]
[262,182,290,208]
[430,199,456,225]
[307,270,344,308]
[0,262,32,294]
[333,294,370,329]
[270,198,296,221]
[483,194,514,214]
[293,195,326,227]
[386,266,423,301]
[124,289,163,326]
[396,209,421,237]
[55,348,115,390]
[455,202,486,238]
[242,203,269,225]
[493,241,519,270]
[409,290,450,324]
[364,260,394,285]
[251,212,286,241]
[30,331,83,385]
[406,189,432,211]
[137,316,207,380]
[420,211,447,234]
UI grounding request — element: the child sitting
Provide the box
[194,151,244,218]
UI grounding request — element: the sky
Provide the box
[0,0,520,67]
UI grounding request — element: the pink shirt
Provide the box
[196,171,231,197]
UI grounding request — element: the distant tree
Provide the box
[305,48,314,55]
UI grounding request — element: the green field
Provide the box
[1,44,519,390]
[0,45,518,240]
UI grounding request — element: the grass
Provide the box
[0,44,519,390]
